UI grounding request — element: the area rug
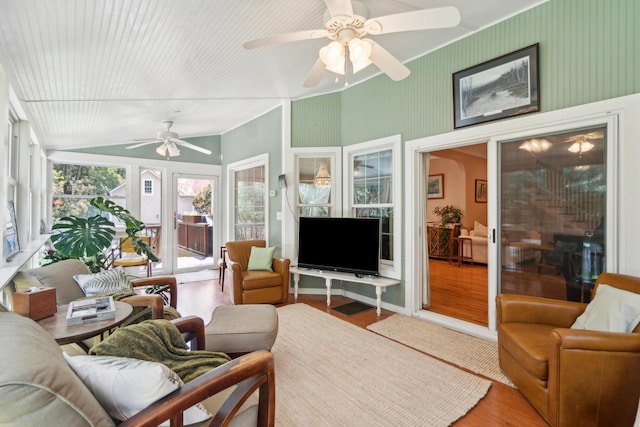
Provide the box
[272,304,491,426]
[174,269,219,284]
[367,314,514,387]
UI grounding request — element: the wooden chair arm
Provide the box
[119,350,276,427]
[131,276,178,308]
[496,293,586,327]
[120,294,164,321]
[171,316,206,351]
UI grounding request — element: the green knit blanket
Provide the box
[89,319,231,383]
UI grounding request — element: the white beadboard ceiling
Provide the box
[0,0,545,151]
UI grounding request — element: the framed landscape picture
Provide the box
[475,179,487,203]
[453,43,540,129]
[428,174,444,199]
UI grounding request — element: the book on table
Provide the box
[66,296,116,326]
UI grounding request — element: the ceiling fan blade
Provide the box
[172,139,212,155]
[364,6,461,35]
[243,29,330,49]
[127,139,162,149]
[323,0,353,18]
[303,58,328,88]
[364,39,411,81]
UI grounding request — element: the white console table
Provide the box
[290,266,400,315]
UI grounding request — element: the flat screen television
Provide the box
[297,217,380,277]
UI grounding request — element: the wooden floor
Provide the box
[177,273,548,427]
[427,258,568,326]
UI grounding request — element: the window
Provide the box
[227,154,268,241]
[344,135,401,279]
[296,155,338,218]
[51,163,127,224]
[143,179,153,195]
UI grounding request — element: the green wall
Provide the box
[292,0,640,148]
[68,135,222,164]
[221,106,283,251]
[290,0,640,307]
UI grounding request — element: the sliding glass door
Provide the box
[498,125,607,303]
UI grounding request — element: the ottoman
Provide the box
[205,304,278,354]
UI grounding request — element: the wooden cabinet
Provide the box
[427,224,460,260]
[177,221,212,256]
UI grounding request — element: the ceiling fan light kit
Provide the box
[126,120,212,158]
[243,0,461,87]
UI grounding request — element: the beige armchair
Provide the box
[0,312,275,426]
[497,272,640,426]
[9,259,178,321]
[225,240,290,305]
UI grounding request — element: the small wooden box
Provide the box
[13,287,57,320]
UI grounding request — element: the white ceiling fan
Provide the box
[243,0,461,87]
[126,121,212,157]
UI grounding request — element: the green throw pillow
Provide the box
[247,246,276,272]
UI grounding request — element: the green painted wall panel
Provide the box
[68,135,221,164]
[291,92,341,147]
[221,107,283,249]
[292,0,639,147]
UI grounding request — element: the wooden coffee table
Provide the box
[37,301,133,351]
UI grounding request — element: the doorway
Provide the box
[422,145,489,326]
[173,174,216,273]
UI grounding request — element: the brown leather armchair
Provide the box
[497,272,640,427]
[225,240,290,305]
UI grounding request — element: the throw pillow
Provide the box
[11,271,42,292]
[571,284,640,333]
[74,267,133,296]
[247,246,276,272]
[63,353,212,425]
[473,221,488,237]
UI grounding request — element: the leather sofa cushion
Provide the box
[0,312,114,426]
[241,271,283,290]
[498,322,557,380]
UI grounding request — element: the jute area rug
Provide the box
[367,314,514,387]
[272,304,491,426]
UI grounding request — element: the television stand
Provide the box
[290,266,400,315]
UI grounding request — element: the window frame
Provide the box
[226,153,269,243]
[294,148,341,220]
[343,135,402,279]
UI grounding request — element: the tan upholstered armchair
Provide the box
[225,240,290,305]
[0,312,275,426]
[497,272,640,427]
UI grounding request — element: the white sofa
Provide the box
[460,222,542,268]
[460,222,489,264]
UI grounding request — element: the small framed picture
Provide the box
[453,43,540,129]
[475,179,487,203]
[428,175,444,199]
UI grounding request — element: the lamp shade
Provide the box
[319,41,345,75]
[348,38,372,73]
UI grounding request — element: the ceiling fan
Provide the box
[126,121,212,157]
[243,0,461,87]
